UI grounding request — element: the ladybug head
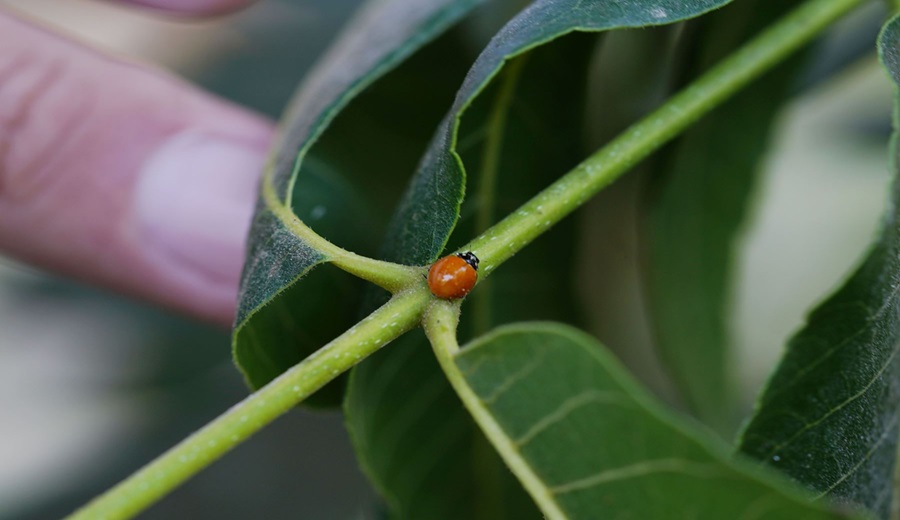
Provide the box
[456,251,480,271]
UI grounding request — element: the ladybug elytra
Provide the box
[427,251,479,299]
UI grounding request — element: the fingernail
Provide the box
[135,131,267,294]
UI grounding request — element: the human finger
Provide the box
[0,10,274,326]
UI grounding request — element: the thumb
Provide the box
[0,11,274,326]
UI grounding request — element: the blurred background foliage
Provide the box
[0,0,894,518]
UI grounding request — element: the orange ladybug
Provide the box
[427,251,479,299]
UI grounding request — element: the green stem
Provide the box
[423,301,567,520]
[66,288,431,520]
[462,0,865,276]
[261,164,421,293]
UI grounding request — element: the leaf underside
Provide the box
[454,322,853,519]
[739,14,900,520]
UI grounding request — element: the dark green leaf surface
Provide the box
[643,0,806,434]
[232,0,481,401]
[739,15,900,519]
[346,0,738,517]
[455,322,854,519]
[380,0,735,266]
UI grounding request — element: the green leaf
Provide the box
[452,322,855,519]
[346,0,740,516]
[738,14,900,519]
[642,0,808,434]
[232,0,482,403]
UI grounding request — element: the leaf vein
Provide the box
[513,390,630,448]
[811,410,900,499]
[762,332,900,461]
[480,350,547,405]
[549,458,724,495]
[764,290,900,404]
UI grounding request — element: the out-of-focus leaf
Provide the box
[232,0,482,404]
[345,0,736,517]
[739,15,900,520]
[453,322,856,519]
[642,0,806,434]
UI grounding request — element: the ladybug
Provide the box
[427,251,479,300]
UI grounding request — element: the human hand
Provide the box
[0,0,274,327]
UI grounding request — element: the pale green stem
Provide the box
[472,56,528,336]
[69,0,865,517]
[66,288,431,520]
[261,164,422,293]
[462,0,866,276]
[423,301,567,520]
